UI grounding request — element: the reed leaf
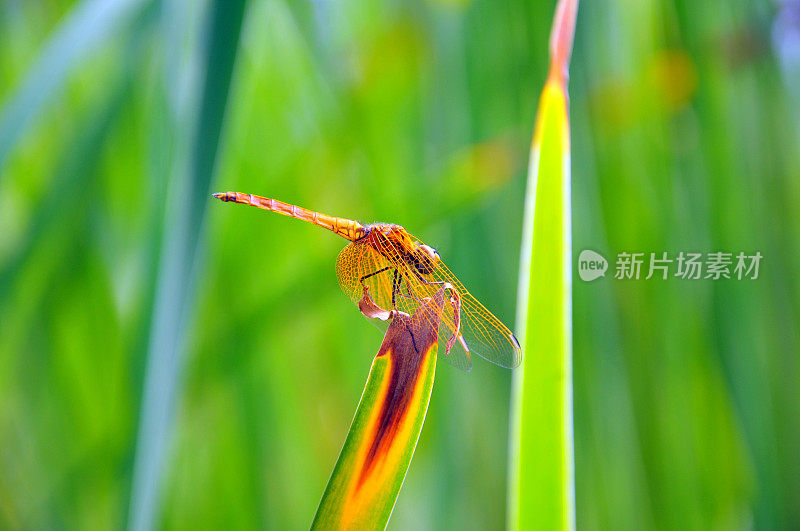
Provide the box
[312,287,453,529]
[508,0,578,529]
[127,2,246,529]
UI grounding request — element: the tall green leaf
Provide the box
[508,0,577,529]
[127,2,247,529]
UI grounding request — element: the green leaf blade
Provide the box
[508,0,577,529]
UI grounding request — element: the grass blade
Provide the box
[127,2,247,529]
[312,287,450,529]
[508,0,577,529]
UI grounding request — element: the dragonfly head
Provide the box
[413,244,441,275]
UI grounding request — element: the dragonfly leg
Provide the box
[391,269,399,307]
[403,275,423,302]
[392,271,424,306]
[411,272,464,350]
[414,274,446,287]
[359,266,391,283]
[410,267,448,288]
[360,266,404,309]
[405,323,419,353]
[359,266,398,309]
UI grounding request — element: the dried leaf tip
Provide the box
[548,0,578,88]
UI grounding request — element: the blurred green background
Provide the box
[1,0,798,529]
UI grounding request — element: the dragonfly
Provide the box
[213,191,521,371]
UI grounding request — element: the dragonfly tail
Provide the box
[213,191,366,241]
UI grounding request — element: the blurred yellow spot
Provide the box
[589,77,637,131]
[591,49,698,132]
[356,21,426,95]
[445,138,517,199]
[647,49,698,111]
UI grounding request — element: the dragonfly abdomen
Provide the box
[213,191,366,241]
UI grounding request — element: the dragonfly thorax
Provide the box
[364,224,441,276]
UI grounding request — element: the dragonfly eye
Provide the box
[413,244,441,275]
[418,244,439,263]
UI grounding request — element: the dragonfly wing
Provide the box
[336,242,396,311]
[337,241,423,318]
[436,319,473,372]
[337,241,474,371]
[458,291,521,368]
[430,261,522,369]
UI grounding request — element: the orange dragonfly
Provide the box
[213,191,521,371]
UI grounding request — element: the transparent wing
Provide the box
[336,241,395,309]
[429,259,521,369]
[435,325,473,372]
[336,240,473,371]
